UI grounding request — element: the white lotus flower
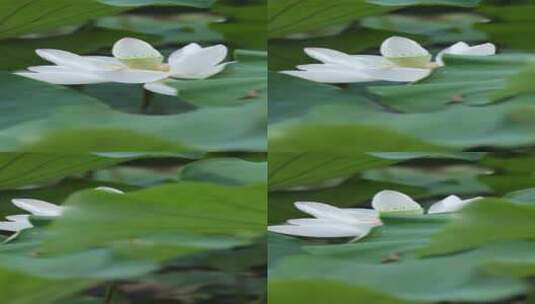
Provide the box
[0,215,33,232]
[15,38,231,96]
[268,190,482,239]
[282,36,495,83]
[0,186,124,234]
[268,201,381,238]
[0,199,64,233]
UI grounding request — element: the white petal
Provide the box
[95,186,124,194]
[112,37,162,60]
[436,42,496,66]
[295,63,357,71]
[167,43,203,63]
[11,199,63,217]
[295,201,347,219]
[6,215,30,222]
[444,41,470,53]
[304,48,358,65]
[268,223,369,238]
[347,55,392,68]
[15,71,106,85]
[436,42,468,66]
[428,195,483,214]
[0,221,32,232]
[281,69,375,83]
[341,208,382,225]
[294,201,364,224]
[460,43,496,56]
[143,81,177,96]
[305,48,389,69]
[169,45,228,79]
[364,67,432,82]
[94,69,169,84]
[286,218,335,225]
[296,61,384,72]
[82,56,125,70]
[380,36,429,58]
[172,62,231,80]
[35,49,107,71]
[170,44,227,67]
[83,56,124,65]
[428,195,462,214]
[371,190,424,215]
[27,65,76,73]
[0,214,32,232]
[464,196,484,203]
[342,208,380,217]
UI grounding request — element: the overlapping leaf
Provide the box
[368,0,480,6]
[179,157,266,186]
[0,0,124,39]
[421,198,535,256]
[368,54,535,112]
[0,153,129,190]
[98,0,214,7]
[0,73,266,152]
[0,266,91,304]
[268,0,392,38]
[43,182,266,253]
[268,152,392,190]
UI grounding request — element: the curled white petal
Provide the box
[347,55,392,68]
[436,41,496,66]
[269,201,381,239]
[82,56,124,70]
[372,190,423,215]
[15,71,106,85]
[342,208,382,225]
[281,68,375,83]
[112,37,162,60]
[305,48,390,69]
[143,81,178,96]
[169,44,227,68]
[95,186,124,194]
[428,195,483,214]
[295,202,359,223]
[0,215,32,232]
[28,65,79,73]
[304,48,362,66]
[169,44,229,79]
[380,36,430,58]
[36,49,107,71]
[268,223,371,238]
[11,199,63,217]
[173,62,231,80]
[168,43,203,63]
[458,43,495,56]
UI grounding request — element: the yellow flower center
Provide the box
[386,54,432,69]
[118,56,169,71]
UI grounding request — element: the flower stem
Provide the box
[141,89,153,113]
[104,283,116,304]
